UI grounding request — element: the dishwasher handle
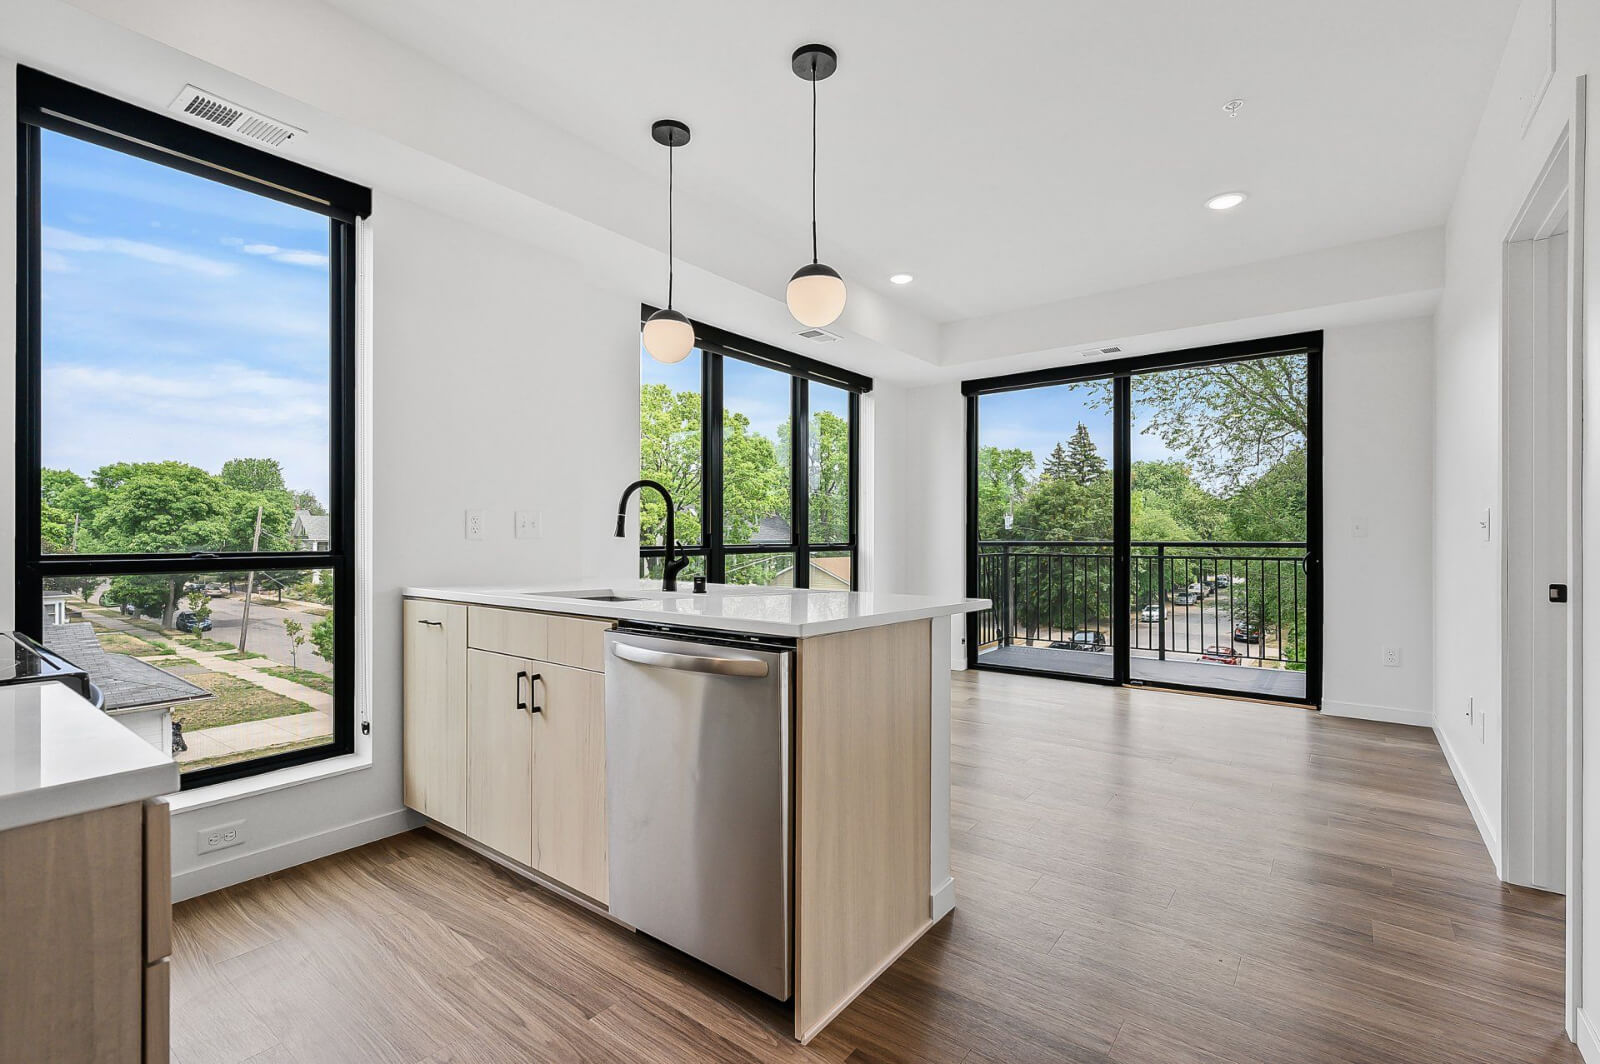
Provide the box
[611,640,770,678]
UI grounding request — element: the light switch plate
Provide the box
[515,510,542,540]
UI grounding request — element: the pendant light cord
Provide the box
[667,140,676,308]
[810,63,819,264]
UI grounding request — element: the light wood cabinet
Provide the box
[529,662,608,903]
[403,599,468,831]
[0,798,171,1064]
[407,599,613,905]
[466,648,537,866]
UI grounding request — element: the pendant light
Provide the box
[642,119,695,364]
[787,44,847,329]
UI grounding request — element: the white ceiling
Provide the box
[322,0,1517,325]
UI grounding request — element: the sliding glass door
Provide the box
[965,335,1321,704]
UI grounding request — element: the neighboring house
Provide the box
[41,591,68,627]
[771,554,853,590]
[751,514,793,545]
[290,509,331,583]
[43,621,212,754]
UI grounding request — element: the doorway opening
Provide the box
[964,334,1322,705]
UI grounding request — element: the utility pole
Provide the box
[69,514,79,552]
[238,505,264,653]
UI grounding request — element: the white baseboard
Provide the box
[1577,1005,1600,1061]
[1434,724,1503,879]
[172,807,418,903]
[1322,699,1434,728]
[931,875,956,921]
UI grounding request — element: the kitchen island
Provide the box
[400,581,985,1042]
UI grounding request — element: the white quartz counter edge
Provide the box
[402,584,991,639]
[0,682,179,832]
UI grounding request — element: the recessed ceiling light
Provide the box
[889,273,913,285]
[1206,192,1247,211]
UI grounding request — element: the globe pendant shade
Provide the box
[786,262,846,328]
[642,307,695,364]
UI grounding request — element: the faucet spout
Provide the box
[615,478,690,591]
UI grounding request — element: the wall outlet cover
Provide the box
[1382,646,1401,668]
[197,819,244,855]
[465,509,485,541]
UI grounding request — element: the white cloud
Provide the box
[40,250,72,273]
[238,242,327,268]
[42,225,237,278]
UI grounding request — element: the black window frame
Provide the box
[15,67,370,789]
[638,306,869,589]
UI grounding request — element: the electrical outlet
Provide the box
[514,510,542,540]
[197,820,244,855]
[1382,646,1401,668]
[465,509,485,541]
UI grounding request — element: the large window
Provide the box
[16,69,370,787]
[638,310,867,588]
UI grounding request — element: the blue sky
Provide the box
[39,129,333,506]
[639,347,849,443]
[979,380,1178,474]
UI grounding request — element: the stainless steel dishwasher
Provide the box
[604,623,794,1000]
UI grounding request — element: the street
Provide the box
[204,594,333,675]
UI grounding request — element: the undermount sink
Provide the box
[526,588,645,602]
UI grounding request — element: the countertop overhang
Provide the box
[403,581,990,639]
[0,681,179,831]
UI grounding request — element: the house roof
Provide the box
[292,509,331,542]
[751,514,792,545]
[43,622,213,712]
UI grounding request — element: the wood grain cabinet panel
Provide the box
[530,662,608,903]
[467,648,538,866]
[403,599,469,830]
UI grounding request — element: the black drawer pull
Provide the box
[516,671,544,714]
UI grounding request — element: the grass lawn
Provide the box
[181,735,332,772]
[175,672,312,730]
[219,650,266,661]
[178,637,237,653]
[94,629,175,657]
[261,666,334,695]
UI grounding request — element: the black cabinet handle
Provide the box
[417,619,443,628]
[516,671,544,714]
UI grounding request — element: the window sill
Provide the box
[166,750,372,814]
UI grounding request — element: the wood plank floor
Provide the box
[171,671,1579,1063]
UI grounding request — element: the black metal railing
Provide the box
[976,540,1308,669]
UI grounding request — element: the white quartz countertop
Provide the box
[403,580,990,639]
[0,681,180,832]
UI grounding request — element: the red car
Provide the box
[1200,645,1240,665]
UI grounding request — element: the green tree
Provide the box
[311,612,334,664]
[219,457,287,495]
[1041,442,1071,481]
[1061,423,1108,485]
[183,589,212,632]
[976,446,1035,540]
[807,409,850,543]
[283,618,306,670]
[723,410,787,545]
[638,383,704,549]
[292,490,326,516]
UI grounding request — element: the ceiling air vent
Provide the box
[169,85,304,148]
[1079,345,1123,358]
[796,327,841,344]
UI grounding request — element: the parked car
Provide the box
[1213,574,1235,589]
[1172,590,1202,606]
[1233,619,1262,643]
[1138,603,1163,622]
[204,583,228,597]
[1200,644,1240,665]
[1186,582,1208,597]
[1049,630,1107,653]
[175,611,213,633]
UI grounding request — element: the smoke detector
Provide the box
[796,327,841,344]
[169,85,304,148]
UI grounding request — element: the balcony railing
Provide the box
[976,540,1308,670]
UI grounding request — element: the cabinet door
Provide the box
[467,649,537,865]
[403,599,468,831]
[530,663,608,903]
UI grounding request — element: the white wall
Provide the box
[1431,0,1598,881]
[167,193,641,897]
[1320,318,1436,727]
